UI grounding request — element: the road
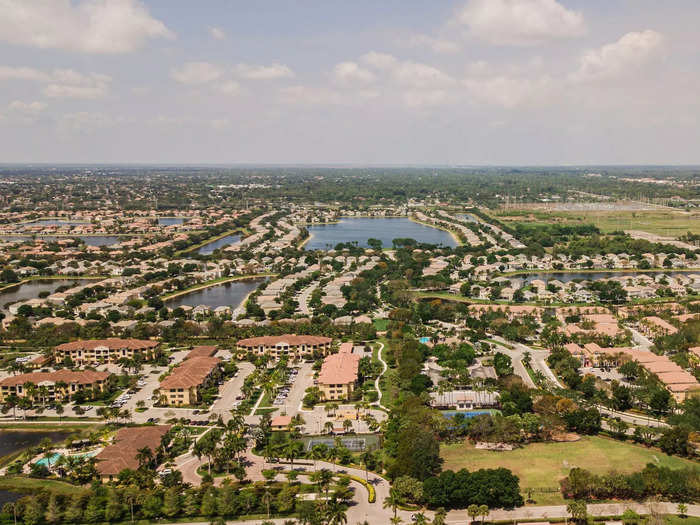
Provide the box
[212,361,255,421]
[297,282,319,315]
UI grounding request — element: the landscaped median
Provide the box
[344,474,376,503]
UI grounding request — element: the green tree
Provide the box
[162,487,181,518]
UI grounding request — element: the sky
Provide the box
[0,0,699,165]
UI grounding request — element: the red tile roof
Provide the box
[318,352,360,385]
[56,338,158,351]
[237,335,332,348]
[159,356,220,389]
[95,425,171,476]
[0,370,110,387]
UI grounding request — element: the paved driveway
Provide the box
[211,361,255,420]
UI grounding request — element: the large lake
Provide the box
[197,234,241,255]
[158,217,185,226]
[0,430,72,505]
[165,278,264,309]
[22,219,89,227]
[0,279,81,309]
[305,217,457,250]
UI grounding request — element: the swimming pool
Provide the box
[442,410,496,419]
[35,450,98,467]
[419,337,431,344]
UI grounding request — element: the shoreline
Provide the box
[408,216,463,246]
[302,216,460,250]
[178,228,244,254]
[0,275,106,294]
[162,273,274,302]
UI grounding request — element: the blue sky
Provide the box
[0,0,698,165]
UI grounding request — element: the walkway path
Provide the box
[372,342,388,410]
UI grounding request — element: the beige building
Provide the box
[236,335,332,360]
[158,356,220,406]
[0,370,111,403]
[54,338,159,365]
[317,345,360,401]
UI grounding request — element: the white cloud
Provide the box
[360,52,398,70]
[0,66,111,99]
[43,70,111,99]
[8,100,47,114]
[402,90,449,108]
[463,73,554,108]
[0,66,50,82]
[332,62,375,85]
[171,62,224,85]
[457,0,586,46]
[209,27,226,40]
[218,80,241,96]
[0,0,172,54]
[234,63,294,80]
[361,52,453,89]
[408,34,460,54]
[57,112,119,134]
[572,30,664,82]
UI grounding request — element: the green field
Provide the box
[494,209,700,237]
[442,436,699,504]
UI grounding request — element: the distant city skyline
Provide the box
[0,0,698,165]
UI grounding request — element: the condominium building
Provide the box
[158,356,221,406]
[236,334,332,360]
[0,370,111,402]
[317,345,360,401]
[54,338,159,365]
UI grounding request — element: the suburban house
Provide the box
[0,370,111,402]
[317,344,361,401]
[95,425,171,482]
[158,356,221,405]
[236,334,332,360]
[54,338,160,365]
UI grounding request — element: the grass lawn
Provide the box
[0,476,87,496]
[493,209,700,237]
[373,318,388,331]
[441,436,699,505]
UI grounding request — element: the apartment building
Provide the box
[158,356,221,406]
[236,334,332,360]
[0,370,111,402]
[54,338,159,365]
[317,344,360,401]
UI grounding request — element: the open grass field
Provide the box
[442,436,699,504]
[493,209,700,237]
[0,476,87,496]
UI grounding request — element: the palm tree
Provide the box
[478,504,489,524]
[412,513,428,525]
[383,489,401,520]
[467,504,480,524]
[310,443,327,471]
[325,496,348,525]
[567,500,587,524]
[55,403,64,422]
[135,446,154,471]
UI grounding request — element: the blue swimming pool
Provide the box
[35,450,98,467]
[442,410,496,419]
[419,337,431,344]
